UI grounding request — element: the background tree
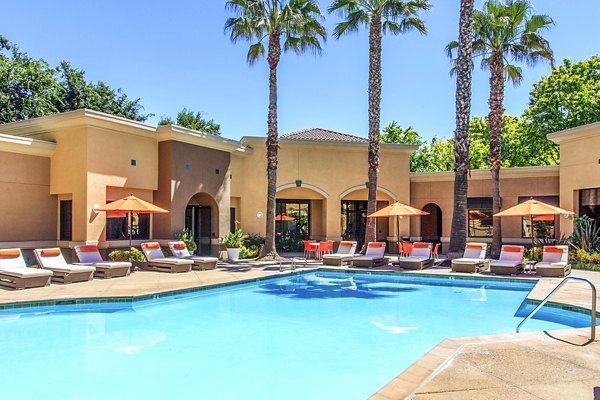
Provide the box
[0,36,149,123]
[447,0,475,260]
[159,108,221,135]
[225,0,326,258]
[449,0,553,257]
[329,0,431,246]
[522,55,600,163]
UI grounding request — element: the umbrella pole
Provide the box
[128,211,132,248]
[397,215,401,261]
[531,214,535,261]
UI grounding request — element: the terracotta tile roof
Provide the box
[281,128,367,143]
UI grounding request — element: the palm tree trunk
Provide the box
[262,34,281,258]
[448,0,475,260]
[489,51,505,258]
[365,14,382,247]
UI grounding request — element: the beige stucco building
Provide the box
[0,109,598,260]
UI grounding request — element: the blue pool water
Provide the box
[0,272,592,400]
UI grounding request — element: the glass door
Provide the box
[275,200,310,252]
[341,200,368,249]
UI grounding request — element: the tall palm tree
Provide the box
[225,0,326,258]
[329,0,431,247]
[446,0,475,261]
[449,0,553,257]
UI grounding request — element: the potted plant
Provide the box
[221,229,247,262]
[176,229,197,254]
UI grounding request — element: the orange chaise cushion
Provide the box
[413,242,429,248]
[0,249,20,258]
[173,242,187,249]
[503,246,523,253]
[339,241,354,247]
[466,244,484,250]
[545,246,566,253]
[144,242,161,249]
[368,242,384,248]
[79,245,98,253]
[41,249,61,257]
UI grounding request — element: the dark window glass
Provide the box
[275,199,310,252]
[106,213,150,240]
[59,200,72,241]
[580,188,600,227]
[230,208,236,233]
[468,209,493,238]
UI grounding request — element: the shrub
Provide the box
[569,215,600,252]
[109,247,145,262]
[243,233,266,248]
[176,229,197,252]
[239,245,260,259]
[221,229,247,248]
[524,247,543,262]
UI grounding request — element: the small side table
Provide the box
[524,260,536,273]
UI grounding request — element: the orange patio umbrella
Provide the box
[275,213,295,221]
[494,198,574,250]
[368,202,429,246]
[96,194,169,246]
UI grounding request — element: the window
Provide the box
[467,197,493,238]
[106,212,150,240]
[230,208,236,233]
[519,196,558,239]
[275,199,310,252]
[59,200,72,241]
[580,188,600,227]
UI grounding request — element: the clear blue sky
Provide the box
[2,1,599,140]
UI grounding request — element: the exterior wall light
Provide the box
[295,180,302,187]
[256,211,264,219]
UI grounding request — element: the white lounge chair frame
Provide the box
[451,243,488,273]
[535,245,571,277]
[398,242,433,270]
[0,248,52,289]
[141,242,193,273]
[167,241,218,270]
[490,245,524,275]
[74,245,131,278]
[322,241,358,266]
[353,242,387,268]
[34,248,95,283]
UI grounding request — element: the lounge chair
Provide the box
[74,245,131,278]
[451,243,488,273]
[34,248,95,283]
[141,242,193,273]
[398,242,433,270]
[167,241,218,270]
[322,241,357,266]
[490,245,524,275]
[352,242,387,268]
[0,248,53,289]
[535,245,571,277]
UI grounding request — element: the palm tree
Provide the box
[329,0,431,247]
[225,0,326,258]
[446,0,475,261]
[449,0,553,258]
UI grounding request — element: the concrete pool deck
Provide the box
[0,259,598,400]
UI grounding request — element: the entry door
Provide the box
[185,205,212,255]
[342,201,368,249]
[59,200,72,241]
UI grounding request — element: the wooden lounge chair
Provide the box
[167,241,218,270]
[141,242,193,273]
[535,245,571,277]
[0,248,53,289]
[74,245,131,278]
[451,243,488,273]
[398,242,433,270]
[34,248,95,283]
[490,245,524,275]
[352,242,387,268]
[322,241,357,266]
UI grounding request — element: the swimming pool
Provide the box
[0,271,592,399]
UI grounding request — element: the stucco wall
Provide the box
[236,139,413,241]
[153,140,231,241]
[0,151,56,242]
[410,168,560,247]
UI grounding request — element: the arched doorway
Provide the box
[185,192,219,255]
[420,203,442,243]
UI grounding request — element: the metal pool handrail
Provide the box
[516,276,597,341]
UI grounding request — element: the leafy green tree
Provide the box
[329,0,431,245]
[381,122,422,145]
[0,37,61,123]
[225,0,326,258]
[0,36,149,123]
[522,56,600,164]
[159,108,221,135]
[57,62,149,121]
[448,0,554,257]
